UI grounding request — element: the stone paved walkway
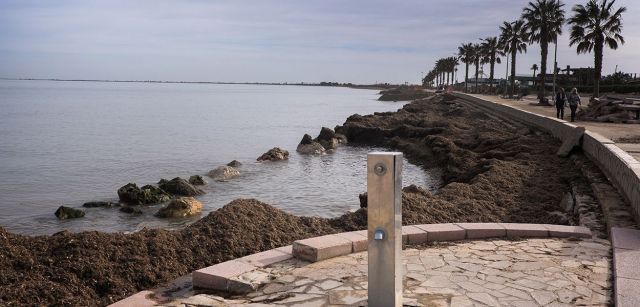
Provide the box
[163,237,612,306]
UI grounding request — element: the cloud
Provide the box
[0,0,637,83]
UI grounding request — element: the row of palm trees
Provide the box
[423,0,626,100]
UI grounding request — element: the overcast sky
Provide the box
[0,0,637,84]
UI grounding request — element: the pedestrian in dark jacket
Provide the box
[568,88,581,122]
[555,88,566,120]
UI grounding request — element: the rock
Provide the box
[55,206,85,219]
[159,177,205,196]
[296,141,326,155]
[227,160,242,167]
[315,127,341,150]
[189,175,207,185]
[82,201,116,208]
[257,147,289,161]
[120,206,143,214]
[317,127,336,141]
[334,133,348,144]
[117,183,171,205]
[207,166,240,181]
[300,134,314,145]
[158,178,169,185]
[359,193,368,208]
[557,127,586,158]
[155,197,203,218]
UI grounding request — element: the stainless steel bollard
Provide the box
[367,152,402,307]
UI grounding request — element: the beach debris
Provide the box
[159,177,205,196]
[54,206,85,219]
[207,166,240,181]
[82,201,117,208]
[155,197,203,218]
[188,175,207,185]
[119,206,143,214]
[117,183,171,205]
[257,147,289,161]
[578,95,640,123]
[296,134,325,155]
[227,160,242,167]
[557,127,586,158]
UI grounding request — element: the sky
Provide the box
[0,0,638,84]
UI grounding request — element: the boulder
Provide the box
[300,134,314,145]
[208,166,240,181]
[317,127,336,141]
[155,197,203,218]
[296,140,326,155]
[227,160,242,167]
[257,147,289,162]
[359,193,368,208]
[189,175,207,185]
[557,127,586,158]
[159,177,205,196]
[117,183,171,205]
[317,138,339,150]
[334,133,348,144]
[158,178,169,185]
[315,127,345,150]
[120,206,143,214]
[55,206,85,219]
[82,201,117,208]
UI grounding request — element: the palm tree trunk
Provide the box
[465,62,469,93]
[510,47,516,99]
[489,55,495,89]
[474,60,479,93]
[594,39,604,98]
[539,41,548,104]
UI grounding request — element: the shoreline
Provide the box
[0,93,615,306]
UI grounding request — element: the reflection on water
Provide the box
[0,81,439,235]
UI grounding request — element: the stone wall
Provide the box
[453,93,640,224]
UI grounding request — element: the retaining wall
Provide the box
[453,93,640,225]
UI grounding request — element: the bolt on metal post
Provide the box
[367,152,403,307]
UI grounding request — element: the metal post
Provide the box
[367,152,402,307]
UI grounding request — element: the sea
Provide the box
[0,80,440,235]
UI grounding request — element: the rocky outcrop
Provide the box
[55,206,85,219]
[208,166,240,181]
[155,197,203,218]
[159,177,205,196]
[257,147,289,161]
[189,175,207,186]
[359,192,368,208]
[82,201,117,208]
[378,87,432,101]
[227,160,242,167]
[296,134,325,155]
[315,127,346,150]
[117,183,171,205]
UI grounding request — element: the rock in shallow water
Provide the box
[117,183,171,205]
[257,147,289,161]
[159,177,205,197]
[208,166,240,181]
[82,201,117,208]
[296,141,325,155]
[189,175,207,185]
[227,160,242,167]
[55,206,85,219]
[155,197,203,218]
[120,206,143,214]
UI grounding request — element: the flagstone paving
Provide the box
[160,237,612,306]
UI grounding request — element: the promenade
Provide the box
[468,93,640,162]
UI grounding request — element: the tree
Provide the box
[499,20,529,98]
[568,0,626,98]
[531,64,539,86]
[472,44,482,92]
[522,0,565,104]
[458,43,474,92]
[481,37,503,89]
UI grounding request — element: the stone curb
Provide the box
[611,227,640,307]
[110,223,593,304]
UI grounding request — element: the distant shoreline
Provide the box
[0,77,394,90]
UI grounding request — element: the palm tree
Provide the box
[499,20,529,98]
[481,37,503,89]
[568,0,626,98]
[458,43,474,92]
[472,44,482,92]
[522,0,565,104]
[531,64,539,86]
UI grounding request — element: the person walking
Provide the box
[568,88,582,122]
[555,88,566,120]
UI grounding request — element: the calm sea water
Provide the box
[0,80,439,235]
